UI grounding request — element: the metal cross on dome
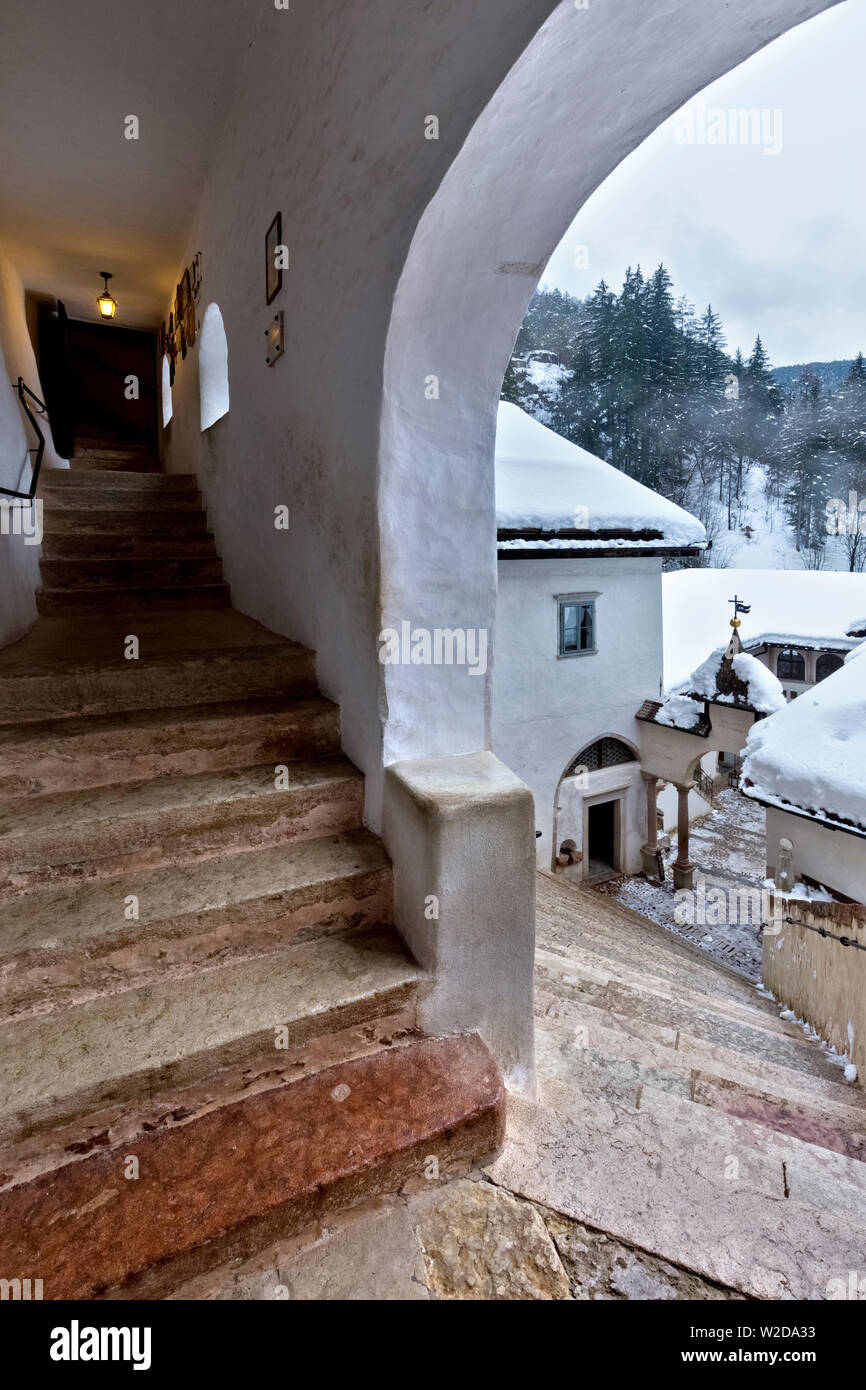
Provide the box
[729,594,751,626]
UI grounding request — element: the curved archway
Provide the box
[161,354,173,428]
[378,0,834,769]
[551,731,642,873]
[816,651,844,682]
[199,303,230,432]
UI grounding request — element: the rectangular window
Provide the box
[558,597,596,657]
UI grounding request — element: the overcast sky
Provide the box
[543,0,865,367]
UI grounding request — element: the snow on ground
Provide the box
[719,464,851,572]
[495,402,707,549]
[599,789,768,979]
[663,567,866,691]
[742,642,866,833]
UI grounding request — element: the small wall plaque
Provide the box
[265,311,285,367]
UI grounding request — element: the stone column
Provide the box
[673,782,695,891]
[640,772,663,878]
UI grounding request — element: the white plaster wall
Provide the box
[159,0,833,831]
[0,249,65,647]
[492,555,661,869]
[766,806,866,904]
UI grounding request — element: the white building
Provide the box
[492,402,705,877]
[742,643,866,903]
[664,569,866,703]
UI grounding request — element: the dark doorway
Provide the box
[66,319,158,446]
[587,800,617,878]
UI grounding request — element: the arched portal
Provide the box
[378,0,836,772]
[552,733,642,880]
[199,303,229,432]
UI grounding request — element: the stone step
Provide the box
[535,951,854,1087]
[39,555,224,589]
[0,757,365,892]
[42,489,202,512]
[536,993,866,1162]
[0,612,318,723]
[0,829,393,1015]
[0,1031,504,1300]
[0,926,420,1139]
[36,582,232,615]
[0,695,340,798]
[488,1085,866,1301]
[42,507,210,535]
[41,469,198,493]
[41,530,219,559]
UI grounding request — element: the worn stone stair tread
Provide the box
[534,951,850,1084]
[536,982,866,1132]
[42,489,202,510]
[41,508,211,535]
[40,469,198,491]
[36,582,232,615]
[0,610,316,722]
[536,1007,866,1164]
[40,561,225,593]
[535,937,808,1050]
[487,1089,866,1301]
[0,694,340,797]
[540,871,758,996]
[0,1032,504,1301]
[0,826,391,970]
[0,926,420,1135]
[41,532,219,559]
[0,756,364,882]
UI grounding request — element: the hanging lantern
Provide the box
[96,272,117,320]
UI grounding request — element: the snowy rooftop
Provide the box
[664,569,866,692]
[742,644,866,836]
[495,403,706,553]
[654,643,786,730]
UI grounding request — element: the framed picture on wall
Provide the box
[182,269,195,348]
[265,212,282,305]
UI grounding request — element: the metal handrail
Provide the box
[1,378,47,501]
[694,766,715,806]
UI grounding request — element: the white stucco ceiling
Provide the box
[0,0,256,327]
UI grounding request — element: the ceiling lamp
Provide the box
[96,271,117,320]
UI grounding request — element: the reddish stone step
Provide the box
[0,695,340,798]
[0,1033,504,1300]
[0,757,365,891]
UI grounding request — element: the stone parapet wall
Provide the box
[765,897,866,1080]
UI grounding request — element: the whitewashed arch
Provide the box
[199,303,230,432]
[377,0,836,770]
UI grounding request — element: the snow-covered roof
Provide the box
[742,644,866,836]
[664,569,866,692]
[654,644,786,730]
[495,403,706,553]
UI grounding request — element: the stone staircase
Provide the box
[0,458,504,1300]
[486,872,866,1299]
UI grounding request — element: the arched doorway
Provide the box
[553,735,640,881]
